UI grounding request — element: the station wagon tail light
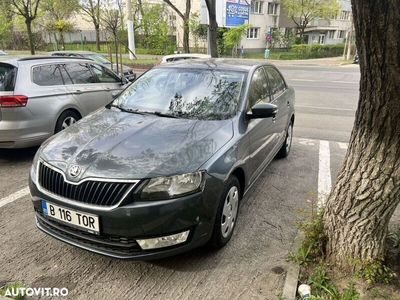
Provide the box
[0,95,28,108]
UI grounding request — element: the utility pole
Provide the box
[126,0,136,59]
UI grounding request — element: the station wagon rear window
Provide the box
[32,64,64,86]
[0,63,16,91]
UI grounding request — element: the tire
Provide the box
[209,176,241,249]
[276,120,293,159]
[55,110,81,133]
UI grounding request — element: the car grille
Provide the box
[36,212,143,257]
[38,162,136,207]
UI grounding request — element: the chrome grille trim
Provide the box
[36,159,140,211]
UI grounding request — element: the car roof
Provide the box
[162,53,211,59]
[48,51,96,55]
[1,56,95,66]
[156,58,274,72]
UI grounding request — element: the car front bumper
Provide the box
[29,173,224,260]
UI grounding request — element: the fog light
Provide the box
[136,230,190,250]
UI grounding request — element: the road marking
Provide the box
[318,140,332,208]
[290,78,358,84]
[296,105,355,112]
[0,187,30,209]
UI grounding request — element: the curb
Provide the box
[281,231,304,300]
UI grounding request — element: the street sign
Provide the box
[226,0,250,27]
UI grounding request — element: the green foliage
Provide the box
[289,210,327,265]
[308,265,340,299]
[0,282,26,300]
[291,44,345,58]
[355,260,396,285]
[271,30,296,49]
[281,0,340,33]
[222,24,250,56]
[341,283,360,300]
[140,3,175,55]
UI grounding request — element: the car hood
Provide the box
[40,108,233,181]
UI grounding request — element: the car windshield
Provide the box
[87,54,111,64]
[112,68,245,120]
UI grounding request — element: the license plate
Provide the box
[42,201,100,235]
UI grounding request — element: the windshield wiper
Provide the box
[108,104,149,115]
[149,111,178,118]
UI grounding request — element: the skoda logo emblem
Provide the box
[68,165,81,178]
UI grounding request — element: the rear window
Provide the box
[0,63,16,91]
[32,64,64,86]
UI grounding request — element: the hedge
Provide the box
[291,44,345,59]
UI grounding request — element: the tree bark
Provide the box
[324,0,400,271]
[95,23,100,51]
[205,0,218,57]
[26,19,35,55]
[182,18,190,53]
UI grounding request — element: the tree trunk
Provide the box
[182,18,190,53]
[324,0,400,271]
[95,23,100,51]
[60,32,65,50]
[205,0,218,57]
[26,19,35,55]
[114,35,119,74]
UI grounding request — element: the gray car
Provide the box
[0,57,125,148]
[29,59,295,259]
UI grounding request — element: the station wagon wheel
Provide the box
[276,120,293,159]
[55,110,81,133]
[209,176,241,248]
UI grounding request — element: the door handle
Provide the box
[75,90,82,95]
[272,116,277,123]
[287,100,290,107]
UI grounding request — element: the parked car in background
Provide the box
[159,53,211,64]
[0,50,8,56]
[0,56,127,148]
[49,51,136,82]
[29,59,295,259]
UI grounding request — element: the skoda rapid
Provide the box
[29,59,295,259]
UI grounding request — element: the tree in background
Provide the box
[0,0,14,49]
[140,4,172,54]
[80,0,101,51]
[11,0,42,54]
[42,0,79,50]
[162,0,191,53]
[324,0,400,273]
[102,0,123,73]
[204,0,217,57]
[281,0,339,41]
[189,13,207,52]
[223,24,249,57]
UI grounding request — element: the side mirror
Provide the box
[121,77,129,85]
[247,103,278,119]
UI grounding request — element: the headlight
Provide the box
[140,172,203,200]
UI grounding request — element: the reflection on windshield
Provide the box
[88,54,111,64]
[113,68,245,120]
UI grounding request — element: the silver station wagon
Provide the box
[0,57,126,148]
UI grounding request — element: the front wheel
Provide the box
[276,121,293,159]
[209,176,241,248]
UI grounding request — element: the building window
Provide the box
[327,30,335,39]
[247,27,260,39]
[251,1,264,14]
[267,2,279,15]
[338,30,346,38]
[339,10,351,20]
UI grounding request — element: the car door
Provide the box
[89,63,123,103]
[246,67,280,184]
[264,66,290,142]
[62,63,108,115]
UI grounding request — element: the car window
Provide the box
[0,63,16,91]
[248,67,270,109]
[32,64,64,86]
[264,67,286,97]
[59,65,73,85]
[64,63,97,84]
[90,64,120,83]
[113,68,245,120]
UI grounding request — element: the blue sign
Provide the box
[226,1,250,27]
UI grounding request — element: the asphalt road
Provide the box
[0,64,360,299]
